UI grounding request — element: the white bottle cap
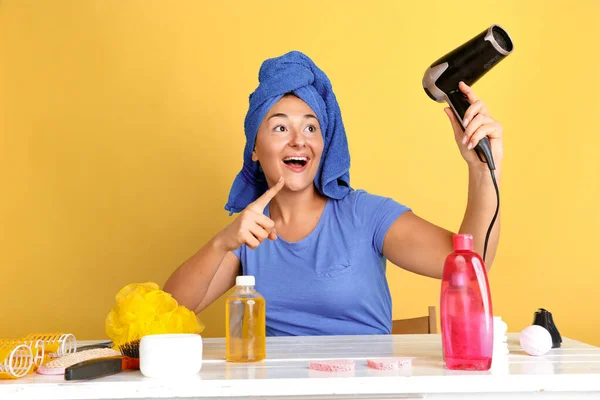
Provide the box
[236,275,255,286]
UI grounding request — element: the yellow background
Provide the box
[1,1,599,346]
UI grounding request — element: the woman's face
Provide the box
[252,95,324,192]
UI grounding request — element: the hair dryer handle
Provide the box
[447,90,496,170]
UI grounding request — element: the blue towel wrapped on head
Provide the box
[225,51,352,214]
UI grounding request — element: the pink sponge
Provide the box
[367,357,412,370]
[309,359,355,372]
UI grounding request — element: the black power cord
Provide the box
[483,168,500,263]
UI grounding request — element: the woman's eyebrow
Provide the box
[268,113,288,120]
[267,113,318,121]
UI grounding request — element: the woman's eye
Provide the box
[274,125,287,133]
[305,125,317,133]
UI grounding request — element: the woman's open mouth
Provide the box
[282,156,310,172]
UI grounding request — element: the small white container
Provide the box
[139,333,203,378]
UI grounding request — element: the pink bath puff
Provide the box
[367,357,412,370]
[309,359,355,372]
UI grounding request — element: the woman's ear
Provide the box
[251,149,258,162]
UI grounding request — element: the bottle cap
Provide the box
[453,234,473,251]
[236,275,255,286]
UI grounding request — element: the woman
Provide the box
[164,51,502,336]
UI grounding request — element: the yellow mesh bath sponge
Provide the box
[105,282,204,347]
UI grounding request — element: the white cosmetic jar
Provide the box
[139,333,203,378]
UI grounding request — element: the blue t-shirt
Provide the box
[232,189,410,336]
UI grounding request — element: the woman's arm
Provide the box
[383,82,503,279]
[164,237,240,313]
[164,177,285,312]
[383,168,500,279]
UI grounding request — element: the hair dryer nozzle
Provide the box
[487,25,513,55]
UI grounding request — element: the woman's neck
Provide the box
[269,184,327,225]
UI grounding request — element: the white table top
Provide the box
[2,333,600,399]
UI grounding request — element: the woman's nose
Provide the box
[289,128,307,148]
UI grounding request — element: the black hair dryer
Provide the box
[422,24,514,171]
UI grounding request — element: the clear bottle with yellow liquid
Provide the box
[225,275,266,362]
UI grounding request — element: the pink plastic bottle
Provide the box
[440,234,493,370]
